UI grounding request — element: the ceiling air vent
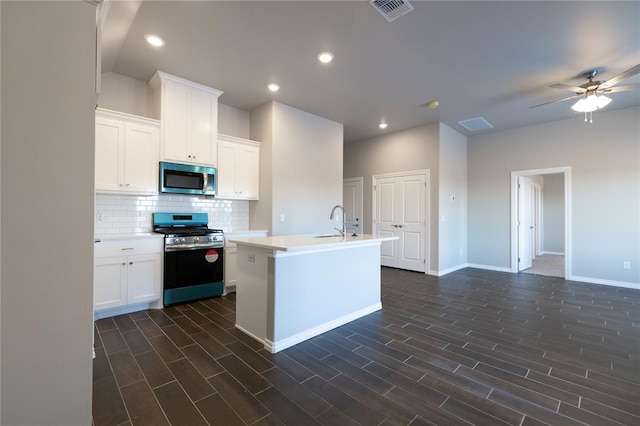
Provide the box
[457,117,494,133]
[370,0,414,22]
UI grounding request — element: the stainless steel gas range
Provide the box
[153,212,224,306]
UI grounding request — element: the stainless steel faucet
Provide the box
[329,205,346,237]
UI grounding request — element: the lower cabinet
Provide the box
[224,246,237,291]
[94,236,163,316]
[224,230,268,293]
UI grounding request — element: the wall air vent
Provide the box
[457,117,494,133]
[370,0,414,22]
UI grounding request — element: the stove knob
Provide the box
[179,237,186,244]
[194,237,199,243]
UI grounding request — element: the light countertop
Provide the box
[95,233,163,242]
[229,234,397,252]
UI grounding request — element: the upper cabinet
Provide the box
[149,71,223,167]
[95,108,160,195]
[217,134,260,200]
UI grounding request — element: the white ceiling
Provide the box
[101,0,640,142]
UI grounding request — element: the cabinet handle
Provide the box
[129,261,133,265]
[125,183,130,188]
[121,247,134,251]
[398,224,404,228]
[122,262,126,266]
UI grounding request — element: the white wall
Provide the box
[1,1,96,423]
[542,173,565,254]
[438,123,468,271]
[468,106,640,285]
[250,102,343,235]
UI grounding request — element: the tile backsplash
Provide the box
[95,194,249,234]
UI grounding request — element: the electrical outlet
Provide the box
[248,254,255,263]
[623,261,631,270]
[280,214,285,223]
[96,212,104,223]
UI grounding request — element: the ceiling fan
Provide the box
[530,64,640,122]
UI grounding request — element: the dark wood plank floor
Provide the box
[93,267,640,425]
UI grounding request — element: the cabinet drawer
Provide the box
[95,237,163,258]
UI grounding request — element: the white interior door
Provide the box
[374,172,427,272]
[398,175,426,271]
[343,178,363,234]
[518,176,534,271]
[376,177,399,267]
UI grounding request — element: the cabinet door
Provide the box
[162,83,190,162]
[237,145,259,199]
[224,247,237,288]
[127,253,162,305]
[95,118,124,192]
[189,90,218,166]
[94,256,127,311]
[124,124,159,194]
[217,142,238,198]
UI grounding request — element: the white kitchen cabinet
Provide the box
[94,236,163,317]
[149,71,223,167]
[217,134,260,200]
[95,108,160,195]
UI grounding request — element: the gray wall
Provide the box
[344,123,442,271]
[438,124,468,271]
[251,102,344,235]
[1,1,96,423]
[468,106,639,284]
[99,71,251,138]
[542,173,565,254]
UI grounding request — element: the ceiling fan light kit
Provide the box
[529,64,640,123]
[571,94,612,113]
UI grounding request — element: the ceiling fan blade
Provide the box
[600,64,640,89]
[549,83,586,93]
[599,83,640,94]
[529,94,582,108]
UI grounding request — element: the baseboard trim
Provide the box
[465,263,512,273]
[540,251,564,256]
[568,275,640,290]
[429,264,468,276]
[265,303,382,353]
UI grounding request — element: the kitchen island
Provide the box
[230,234,398,353]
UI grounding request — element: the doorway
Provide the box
[343,177,363,234]
[372,170,429,273]
[511,167,571,278]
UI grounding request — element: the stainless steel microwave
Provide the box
[159,161,216,196]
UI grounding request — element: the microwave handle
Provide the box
[202,172,208,193]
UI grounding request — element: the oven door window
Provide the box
[164,248,224,289]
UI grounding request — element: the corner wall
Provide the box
[343,122,443,271]
[1,1,96,423]
[438,123,468,272]
[468,106,640,285]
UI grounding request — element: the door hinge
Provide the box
[518,257,521,262]
[373,185,376,191]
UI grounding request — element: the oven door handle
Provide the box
[165,245,224,252]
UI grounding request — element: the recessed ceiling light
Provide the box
[379,122,388,129]
[268,83,280,92]
[144,34,165,47]
[317,52,334,64]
